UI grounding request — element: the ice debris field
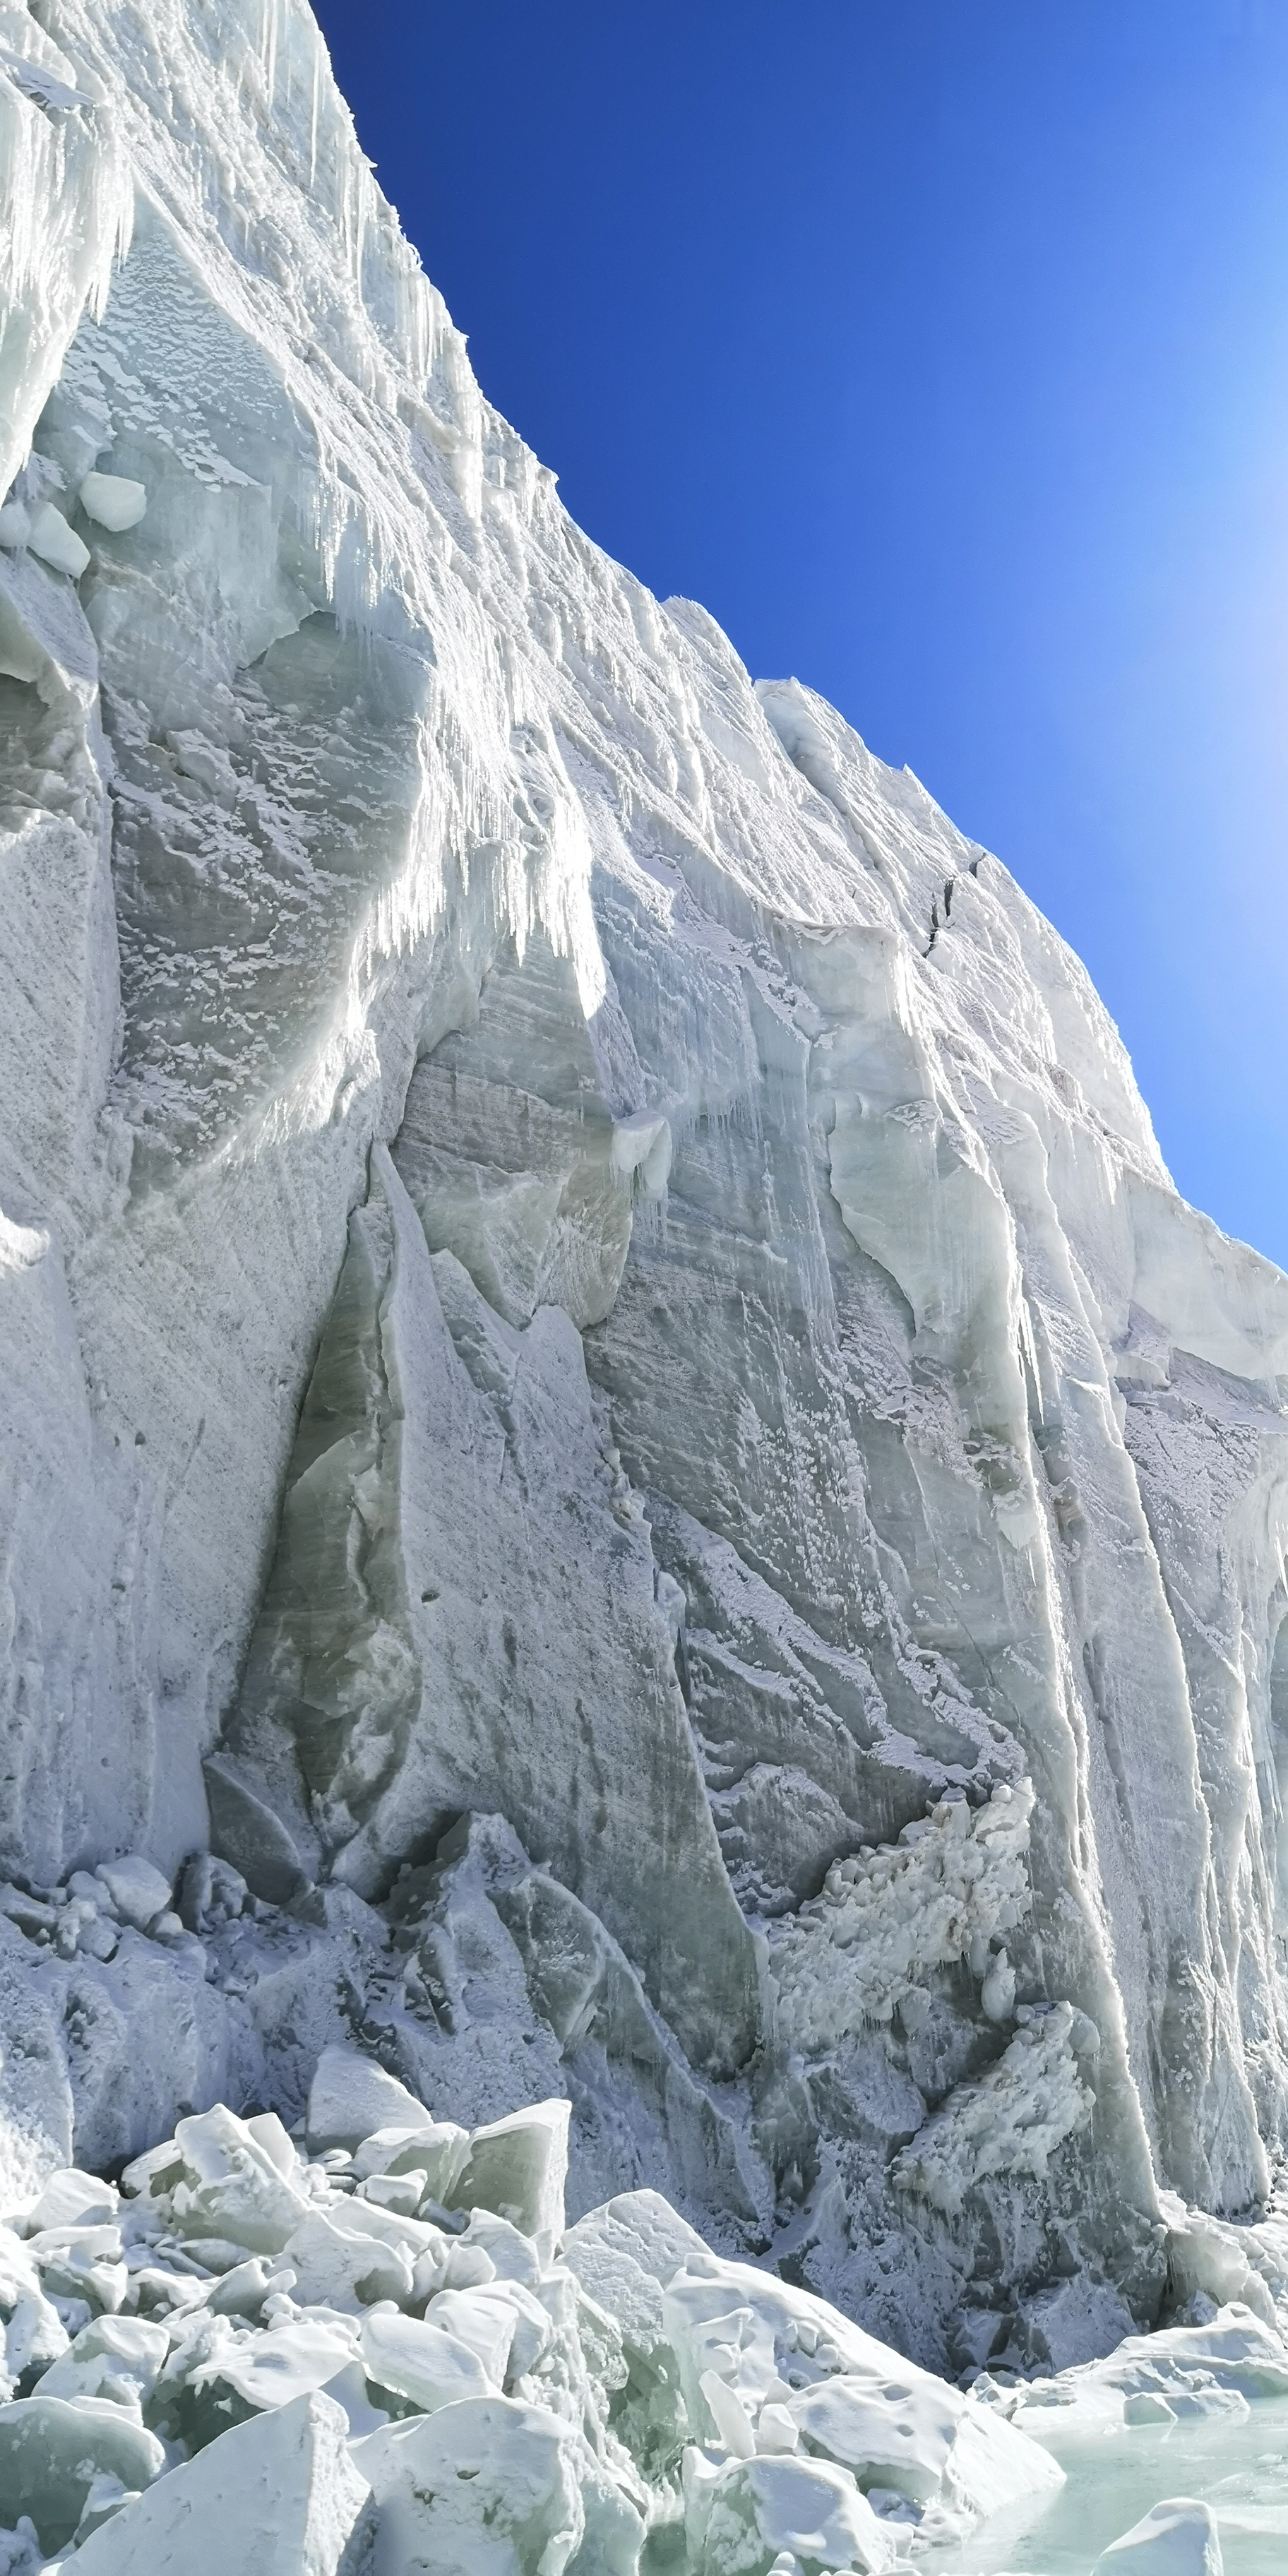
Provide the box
[0,2007,1284,2576]
[6,0,1288,2566]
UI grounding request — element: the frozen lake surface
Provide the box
[922,2395,1288,2572]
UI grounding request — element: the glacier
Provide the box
[4,0,1288,2565]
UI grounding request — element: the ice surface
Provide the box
[4,0,1288,2509]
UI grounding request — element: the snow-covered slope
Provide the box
[5,0,1288,2399]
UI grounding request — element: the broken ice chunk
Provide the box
[701,2368,757,2457]
[207,2255,286,2318]
[280,2210,414,2312]
[352,2117,470,2202]
[244,2112,297,2180]
[189,2317,355,2413]
[357,2170,426,2217]
[456,2208,544,2286]
[359,2308,491,2411]
[93,1855,172,1933]
[422,2284,518,2386]
[454,2098,571,2253]
[26,503,88,578]
[4,2288,70,2387]
[306,2046,428,2154]
[72,2471,138,2544]
[0,2392,164,2552]
[66,2389,374,2576]
[177,1853,247,1934]
[20,2169,117,2235]
[78,472,147,533]
[167,2106,309,2254]
[354,2395,588,2576]
[1092,2496,1223,2575]
[686,2451,895,2576]
[756,2405,800,2455]
[35,2314,168,2410]
[786,2373,961,2505]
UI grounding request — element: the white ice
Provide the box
[4,0,1288,2535]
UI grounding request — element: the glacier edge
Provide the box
[1,0,1287,2385]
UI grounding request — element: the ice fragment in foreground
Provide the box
[25,503,89,578]
[685,2450,896,2575]
[785,2373,961,2504]
[78,470,146,532]
[0,2392,164,2552]
[1093,2496,1224,2576]
[354,2393,636,2576]
[67,2389,374,2576]
[93,1853,172,1931]
[352,2118,470,2200]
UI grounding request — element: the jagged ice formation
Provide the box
[6,0,1288,2437]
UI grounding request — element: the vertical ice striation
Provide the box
[3,0,1288,2373]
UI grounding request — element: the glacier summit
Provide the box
[4,1,1288,2565]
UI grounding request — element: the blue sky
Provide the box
[314,1,1288,1268]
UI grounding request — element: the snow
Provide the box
[3,0,1288,2547]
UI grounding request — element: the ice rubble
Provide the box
[2,2045,1286,2576]
[0,2053,1065,2574]
[6,0,1288,2441]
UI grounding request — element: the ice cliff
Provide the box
[6,0,1288,2404]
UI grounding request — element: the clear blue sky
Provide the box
[314,0,1288,1269]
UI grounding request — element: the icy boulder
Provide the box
[359,2310,490,2412]
[68,2390,374,2576]
[93,1855,172,1934]
[161,2104,310,2254]
[36,2314,169,2409]
[453,2098,571,2254]
[785,2373,962,2503]
[78,469,145,532]
[352,2120,470,2200]
[1093,2498,1224,2576]
[0,2392,163,2551]
[25,499,88,578]
[684,2449,895,2575]
[354,2395,643,2576]
[306,2046,429,2155]
[20,2168,117,2234]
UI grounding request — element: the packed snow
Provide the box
[4,0,1288,2563]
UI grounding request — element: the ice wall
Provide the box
[4,0,1288,2375]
